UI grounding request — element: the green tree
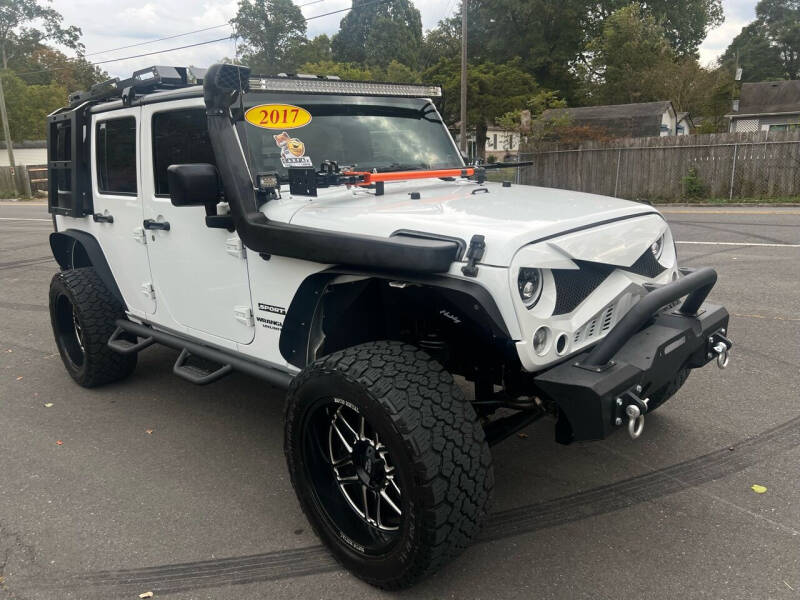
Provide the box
[0,0,82,69]
[231,0,307,72]
[331,0,422,69]
[297,59,383,81]
[424,57,538,158]
[290,34,332,68]
[755,0,800,78]
[0,68,64,139]
[720,22,785,82]
[9,45,105,91]
[385,60,419,82]
[597,0,724,57]
[583,4,675,104]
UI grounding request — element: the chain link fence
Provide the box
[510,130,800,202]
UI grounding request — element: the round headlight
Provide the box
[650,234,665,260]
[518,268,543,308]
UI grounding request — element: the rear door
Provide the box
[91,108,156,316]
[140,101,254,346]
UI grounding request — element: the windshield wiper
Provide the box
[364,163,429,173]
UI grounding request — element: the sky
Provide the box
[49,0,758,80]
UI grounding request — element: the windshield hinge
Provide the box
[461,235,486,277]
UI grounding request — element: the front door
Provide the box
[91,108,156,317]
[140,101,254,346]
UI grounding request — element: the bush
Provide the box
[682,167,707,200]
[487,154,497,164]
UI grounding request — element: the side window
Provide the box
[96,117,137,195]
[152,109,216,196]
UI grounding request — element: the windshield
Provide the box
[235,94,462,178]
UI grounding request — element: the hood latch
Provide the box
[461,234,486,277]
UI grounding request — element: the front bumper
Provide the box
[534,268,731,443]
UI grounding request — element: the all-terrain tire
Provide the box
[284,341,493,589]
[49,267,137,388]
[647,368,690,412]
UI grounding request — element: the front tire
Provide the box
[49,267,137,388]
[285,341,493,589]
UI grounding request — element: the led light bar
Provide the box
[248,76,442,98]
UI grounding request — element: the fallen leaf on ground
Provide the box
[517,433,528,439]
[56,440,63,446]
[751,484,767,494]
[145,429,154,435]
[139,592,154,599]
[16,376,23,380]
[44,403,54,408]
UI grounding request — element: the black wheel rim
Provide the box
[54,293,85,368]
[301,397,404,555]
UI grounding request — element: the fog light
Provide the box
[533,326,550,355]
[257,172,279,191]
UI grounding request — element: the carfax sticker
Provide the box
[273,131,312,168]
[244,103,311,130]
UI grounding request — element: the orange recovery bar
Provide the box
[342,167,475,185]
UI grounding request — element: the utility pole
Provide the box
[0,72,19,195]
[459,0,468,156]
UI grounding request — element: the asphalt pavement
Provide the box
[1,202,798,600]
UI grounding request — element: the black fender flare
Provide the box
[279,268,512,369]
[49,229,126,307]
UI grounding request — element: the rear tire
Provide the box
[49,267,137,388]
[284,341,493,589]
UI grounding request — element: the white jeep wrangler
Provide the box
[46,63,732,588]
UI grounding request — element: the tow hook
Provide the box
[615,389,650,440]
[709,329,732,369]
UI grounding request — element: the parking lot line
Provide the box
[676,240,800,248]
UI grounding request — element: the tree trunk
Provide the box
[475,121,488,160]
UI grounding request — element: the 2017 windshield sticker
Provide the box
[244,103,311,130]
[274,131,313,168]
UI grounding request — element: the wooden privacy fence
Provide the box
[0,164,47,199]
[517,130,800,201]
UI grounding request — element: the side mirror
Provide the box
[167,164,221,207]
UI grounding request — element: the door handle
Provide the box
[143,219,170,231]
[92,213,114,223]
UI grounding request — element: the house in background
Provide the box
[727,80,800,133]
[542,101,682,138]
[484,126,520,159]
[677,112,694,135]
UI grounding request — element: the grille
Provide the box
[552,263,613,315]
[573,302,617,345]
[622,248,666,278]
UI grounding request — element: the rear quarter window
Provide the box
[96,117,137,195]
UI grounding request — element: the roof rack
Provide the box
[67,65,205,108]
[49,65,205,218]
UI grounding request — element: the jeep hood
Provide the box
[272,179,660,267]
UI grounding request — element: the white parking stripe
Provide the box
[0,217,50,222]
[677,240,800,248]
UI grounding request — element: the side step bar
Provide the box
[108,319,294,389]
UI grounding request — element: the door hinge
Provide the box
[233,305,254,327]
[141,282,155,299]
[132,226,147,245]
[225,236,246,259]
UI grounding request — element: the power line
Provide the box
[14,0,390,78]
[14,36,233,76]
[85,24,232,58]
[83,0,332,58]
